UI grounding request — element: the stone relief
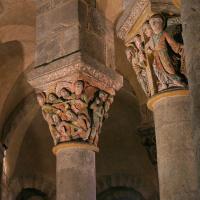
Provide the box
[116,0,149,40]
[36,80,113,146]
[137,127,157,165]
[126,14,187,96]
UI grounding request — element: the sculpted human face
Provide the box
[99,91,108,102]
[143,23,153,38]
[60,88,70,99]
[149,17,163,34]
[74,81,84,96]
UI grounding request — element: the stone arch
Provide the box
[16,188,47,200]
[97,186,145,200]
[6,175,55,200]
[1,93,39,179]
[97,174,145,198]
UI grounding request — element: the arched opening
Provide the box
[16,188,47,200]
[97,186,145,200]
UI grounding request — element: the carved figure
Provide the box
[60,87,72,100]
[126,35,150,96]
[142,21,154,40]
[51,114,68,144]
[36,81,114,146]
[64,110,90,140]
[90,91,108,145]
[146,14,186,91]
[71,80,88,115]
[37,93,61,124]
[104,95,114,119]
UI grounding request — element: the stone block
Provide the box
[81,30,106,65]
[35,0,115,69]
[36,25,80,65]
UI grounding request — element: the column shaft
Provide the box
[181,0,200,184]
[149,92,199,200]
[56,148,96,200]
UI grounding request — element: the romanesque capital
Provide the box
[116,0,187,98]
[27,55,123,147]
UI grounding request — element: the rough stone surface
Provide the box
[181,0,200,188]
[56,148,96,200]
[153,94,199,200]
[35,0,114,68]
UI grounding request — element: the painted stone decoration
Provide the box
[126,14,187,96]
[36,80,113,146]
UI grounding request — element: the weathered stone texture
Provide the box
[35,0,114,68]
[182,0,200,186]
[56,148,96,200]
[153,94,199,200]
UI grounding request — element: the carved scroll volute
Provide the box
[36,80,114,147]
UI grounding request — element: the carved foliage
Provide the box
[36,80,113,146]
[125,14,187,97]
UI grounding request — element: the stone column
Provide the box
[181,0,200,186]
[54,145,96,200]
[27,1,123,200]
[116,0,200,199]
[148,90,199,200]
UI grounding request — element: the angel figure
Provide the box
[145,14,186,91]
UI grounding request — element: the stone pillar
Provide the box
[181,0,200,185]
[27,1,123,200]
[54,145,96,200]
[116,0,200,199]
[148,90,199,200]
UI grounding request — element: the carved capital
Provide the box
[27,54,123,147]
[35,80,114,146]
[120,7,188,97]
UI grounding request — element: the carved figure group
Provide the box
[36,80,113,146]
[126,14,187,96]
[125,35,150,96]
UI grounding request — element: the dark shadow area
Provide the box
[16,188,47,200]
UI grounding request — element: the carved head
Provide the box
[48,93,58,103]
[99,91,108,102]
[133,34,143,50]
[149,14,165,34]
[74,80,84,96]
[36,93,46,107]
[60,88,71,99]
[95,97,101,104]
[142,21,153,38]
